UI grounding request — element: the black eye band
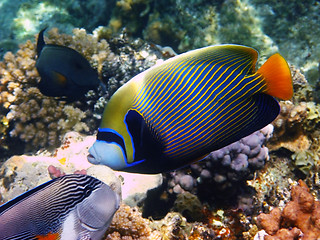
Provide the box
[97,130,127,159]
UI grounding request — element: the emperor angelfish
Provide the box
[36,28,100,101]
[0,174,120,240]
[88,44,293,174]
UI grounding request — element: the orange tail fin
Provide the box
[257,53,293,100]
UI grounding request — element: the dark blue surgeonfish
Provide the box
[0,174,120,240]
[88,44,293,174]
[36,28,100,101]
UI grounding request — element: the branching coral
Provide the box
[0,28,113,152]
[45,28,114,79]
[95,27,160,98]
[0,26,163,155]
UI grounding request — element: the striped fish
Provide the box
[88,44,292,174]
[0,174,120,240]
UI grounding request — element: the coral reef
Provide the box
[107,0,277,60]
[256,180,320,240]
[217,0,277,62]
[107,0,320,83]
[0,27,162,156]
[3,0,317,84]
[108,0,151,36]
[164,125,273,212]
[0,27,112,153]
[0,131,165,207]
[268,66,320,176]
[247,155,294,212]
[95,28,161,99]
[2,2,320,239]
[105,204,162,239]
[172,192,205,222]
[106,206,241,240]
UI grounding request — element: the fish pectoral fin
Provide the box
[257,53,293,100]
[51,71,68,86]
[125,109,164,162]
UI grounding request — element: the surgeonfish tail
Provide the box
[257,53,293,100]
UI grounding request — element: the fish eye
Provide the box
[84,185,94,197]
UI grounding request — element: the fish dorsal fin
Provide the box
[202,44,259,74]
[37,28,47,57]
[0,178,57,214]
[146,44,259,79]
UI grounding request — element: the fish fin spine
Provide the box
[257,53,293,100]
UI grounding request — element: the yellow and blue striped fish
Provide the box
[0,174,120,240]
[88,44,292,174]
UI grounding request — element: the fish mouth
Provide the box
[87,152,98,164]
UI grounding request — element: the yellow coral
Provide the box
[105,204,161,239]
[0,28,113,151]
[45,28,114,78]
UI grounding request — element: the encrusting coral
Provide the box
[267,66,320,176]
[106,204,222,240]
[105,204,162,240]
[256,180,320,240]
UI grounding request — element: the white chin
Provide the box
[87,153,97,164]
[87,147,100,164]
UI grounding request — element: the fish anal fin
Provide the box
[257,53,293,100]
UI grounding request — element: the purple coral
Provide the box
[165,124,273,206]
